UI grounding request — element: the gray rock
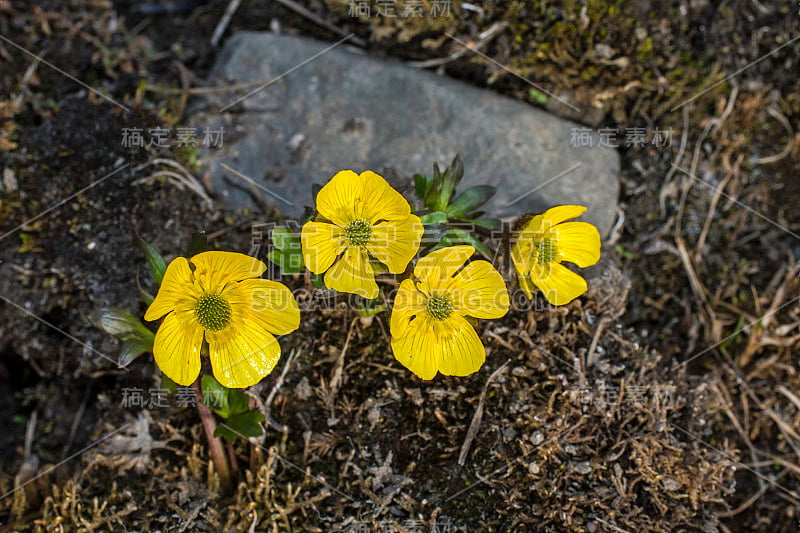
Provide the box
[192,32,619,235]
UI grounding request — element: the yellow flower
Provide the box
[390,245,509,380]
[511,205,601,306]
[144,251,300,388]
[301,170,424,299]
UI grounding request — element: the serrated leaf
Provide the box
[134,232,166,285]
[446,185,496,219]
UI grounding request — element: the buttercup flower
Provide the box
[301,170,424,299]
[511,205,601,306]
[144,251,300,388]
[390,245,509,380]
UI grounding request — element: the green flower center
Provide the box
[195,294,232,331]
[426,294,454,321]
[535,239,557,264]
[345,218,372,247]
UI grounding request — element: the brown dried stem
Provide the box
[191,379,234,495]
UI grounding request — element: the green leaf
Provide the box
[528,88,549,105]
[471,217,500,229]
[421,223,449,249]
[134,232,167,285]
[226,411,265,438]
[161,373,178,394]
[355,294,387,317]
[269,227,305,274]
[424,162,445,210]
[213,425,237,443]
[202,375,229,417]
[419,211,449,225]
[92,306,156,367]
[435,155,464,211]
[119,338,153,367]
[446,228,493,259]
[413,173,433,200]
[135,273,154,306]
[446,185,496,219]
[301,205,317,223]
[310,272,325,288]
[186,232,208,258]
[271,227,300,251]
[201,375,249,418]
[268,249,305,274]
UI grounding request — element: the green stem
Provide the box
[192,379,234,495]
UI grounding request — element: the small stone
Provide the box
[661,478,680,491]
[195,32,620,234]
[295,376,312,400]
[573,461,592,474]
[2,167,17,191]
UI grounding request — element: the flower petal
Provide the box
[434,315,487,377]
[517,273,536,299]
[552,221,601,268]
[145,257,198,321]
[389,278,427,339]
[391,315,439,380]
[190,251,267,293]
[530,262,588,305]
[324,247,378,298]
[356,171,413,223]
[451,260,509,319]
[391,315,486,379]
[301,221,344,274]
[315,170,361,226]
[316,170,412,226]
[207,321,281,388]
[224,279,301,336]
[367,215,424,273]
[152,309,203,386]
[539,205,587,229]
[414,245,474,293]
[510,229,535,278]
